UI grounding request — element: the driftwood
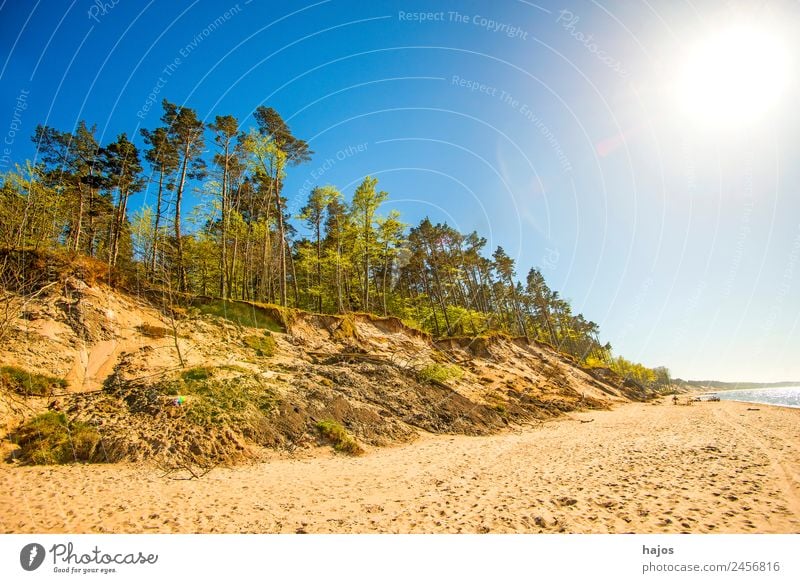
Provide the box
[579,419,594,424]
[157,460,218,480]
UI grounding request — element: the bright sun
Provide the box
[676,25,791,127]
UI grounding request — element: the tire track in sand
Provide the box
[713,406,800,523]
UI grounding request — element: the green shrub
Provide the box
[11,411,103,464]
[181,367,214,382]
[186,379,277,429]
[243,333,276,357]
[158,369,277,432]
[157,366,216,396]
[332,314,357,341]
[582,356,607,369]
[0,365,66,396]
[418,363,464,384]
[491,403,511,421]
[315,420,363,455]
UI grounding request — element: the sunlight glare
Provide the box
[676,25,791,127]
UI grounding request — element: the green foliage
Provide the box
[332,314,357,341]
[0,165,66,249]
[194,300,284,332]
[0,105,667,386]
[583,356,607,369]
[609,356,658,387]
[181,366,214,382]
[491,403,509,419]
[350,176,389,310]
[243,333,276,357]
[583,352,668,391]
[315,420,363,455]
[0,365,66,396]
[418,363,464,384]
[442,306,490,337]
[161,368,277,430]
[11,411,103,464]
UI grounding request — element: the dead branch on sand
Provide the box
[156,460,218,480]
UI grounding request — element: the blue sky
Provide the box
[1,0,799,382]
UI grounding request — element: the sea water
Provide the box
[715,386,800,409]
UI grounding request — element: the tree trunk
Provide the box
[316,220,322,312]
[86,187,95,256]
[363,208,370,310]
[382,244,390,316]
[175,142,190,292]
[508,279,528,340]
[289,245,300,307]
[219,147,229,298]
[421,272,440,337]
[336,240,344,313]
[229,234,238,300]
[150,169,164,275]
[260,228,270,302]
[110,188,129,267]
[424,245,451,335]
[276,216,287,305]
[72,184,84,253]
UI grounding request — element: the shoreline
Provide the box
[687,385,800,410]
[1,400,799,534]
[717,400,800,410]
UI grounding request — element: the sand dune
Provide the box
[1,400,798,534]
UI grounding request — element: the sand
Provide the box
[1,400,798,534]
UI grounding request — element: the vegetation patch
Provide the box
[84,368,285,467]
[0,248,111,293]
[159,369,278,435]
[491,403,509,420]
[243,333,276,357]
[183,378,274,428]
[417,363,464,385]
[315,419,364,455]
[193,299,285,332]
[181,366,214,383]
[485,391,510,419]
[332,314,357,341]
[0,365,66,396]
[11,411,104,464]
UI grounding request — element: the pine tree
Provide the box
[33,121,103,254]
[140,126,179,275]
[102,133,144,267]
[299,185,340,312]
[160,100,206,292]
[251,107,311,305]
[376,210,405,316]
[208,115,243,298]
[350,176,387,311]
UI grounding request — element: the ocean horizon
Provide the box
[714,386,800,409]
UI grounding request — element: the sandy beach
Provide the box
[1,400,798,534]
